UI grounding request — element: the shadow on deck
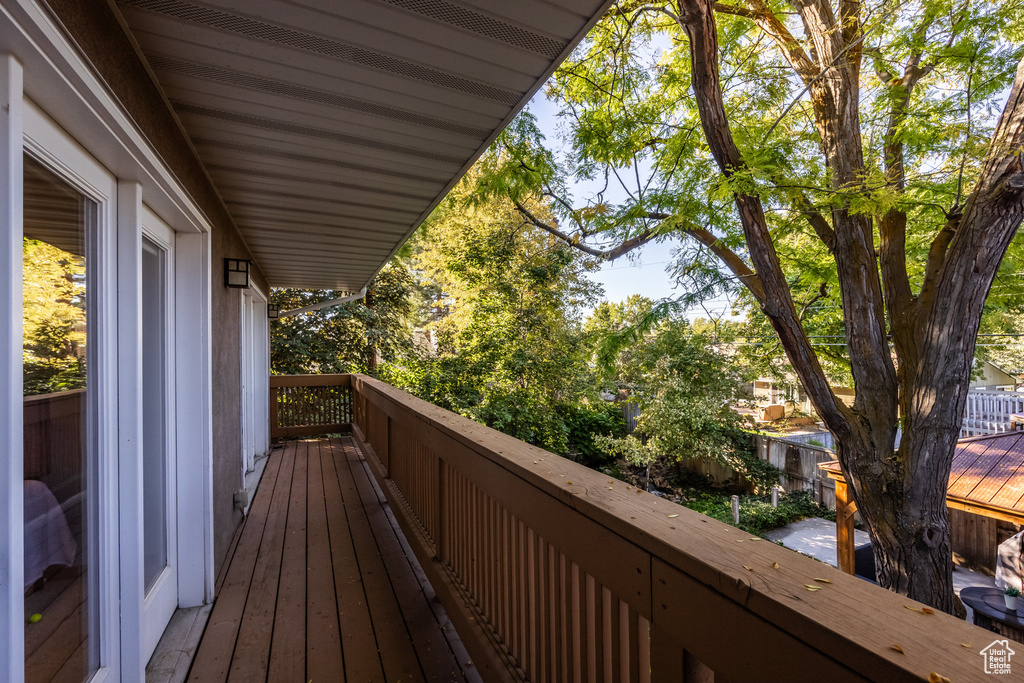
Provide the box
[185,436,480,682]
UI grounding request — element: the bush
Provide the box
[559,402,626,467]
[681,489,834,535]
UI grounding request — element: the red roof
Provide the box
[819,432,1024,522]
[949,432,1024,518]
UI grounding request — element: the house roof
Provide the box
[946,432,1024,522]
[822,432,1024,524]
[112,0,613,290]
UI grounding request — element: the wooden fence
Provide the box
[269,374,352,438]
[347,373,992,683]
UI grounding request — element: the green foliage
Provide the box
[558,401,627,467]
[382,170,603,454]
[271,262,414,375]
[22,239,87,395]
[469,0,1024,385]
[587,298,762,484]
[682,489,835,535]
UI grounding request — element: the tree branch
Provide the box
[675,0,853,435]
[513,200,659,260]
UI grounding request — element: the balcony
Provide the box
[183,374,996,681]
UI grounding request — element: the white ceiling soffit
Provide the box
[113,0,614,290]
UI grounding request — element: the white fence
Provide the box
[961,390,1024,437]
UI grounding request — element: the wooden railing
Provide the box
[961,389,1024,437]
[23,389,84,498]
[343,374,998,683]
[269,374,352,438]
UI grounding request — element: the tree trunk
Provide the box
[840,426,955,612]
[671,0,1024,612]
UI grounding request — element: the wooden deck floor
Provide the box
[186,436,480,683]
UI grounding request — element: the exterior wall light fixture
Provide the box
[224,258,251,288]
[267,304,280,319]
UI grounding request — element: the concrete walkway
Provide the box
[764,517,870,566]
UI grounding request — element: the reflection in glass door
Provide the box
[141,218,177,662]
[22,155,96,682]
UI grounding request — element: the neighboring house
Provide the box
[972,359,1021,391]
[0,1,610,680]
[753,357,1021,422]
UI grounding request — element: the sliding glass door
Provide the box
[22,154,97,682]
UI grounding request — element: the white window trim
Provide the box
[139,204,180,666]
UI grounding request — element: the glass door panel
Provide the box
[140,212,177,664]
[22,154,96,683]
[142,238,167,591]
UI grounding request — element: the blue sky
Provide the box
[526,92,688,312]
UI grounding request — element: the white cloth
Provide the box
[996,530,1024,592]
[23,479,77,588]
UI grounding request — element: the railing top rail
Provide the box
[23,388,87,403]
[270,373,352,388]
[351,373,997,682]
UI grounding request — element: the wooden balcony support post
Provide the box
[835,478,857,575]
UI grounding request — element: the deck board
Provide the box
[187,437,477,683]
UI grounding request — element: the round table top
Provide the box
[961,586,1024,628]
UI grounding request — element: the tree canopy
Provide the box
[270,261,414,375]
[466,0,1024,610]
[23,238,86,396]
[383,172,614,453]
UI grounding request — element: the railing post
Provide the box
[438,458,449,564]
[269,385,278,440]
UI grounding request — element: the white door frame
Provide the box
[140,207,179,665]
[25,98,121,683]
[0,52,25,683]
[1,4,217,680]
[240,285,270,482]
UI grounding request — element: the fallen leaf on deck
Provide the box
[921,607,935,615]
[743,565,754,571]
[813,578,832,584]
[668,514,678,518]
[771,562,779,569]
[890,645,904,654]
[805,585,821,591]
[566,481,573,485]
[736,539,744,543]
[961,643,972,649]
[928,674,950,683]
